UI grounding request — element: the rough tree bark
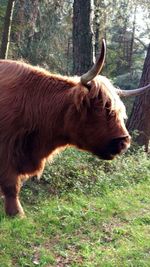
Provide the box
[127,44,150,151]
[0,0,15,59]
[73,0,95,75]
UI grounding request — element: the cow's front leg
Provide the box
[1,178,24,217]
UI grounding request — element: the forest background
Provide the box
[0,0,149,86]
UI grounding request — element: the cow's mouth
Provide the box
[93,136,131,160]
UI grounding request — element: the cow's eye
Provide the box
[106,110,116,120]
[105,100,111,110]
[110,110,116,117]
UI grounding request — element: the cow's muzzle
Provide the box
[110,135,131,152]
[93,135,131,160]
[108,135,131,158]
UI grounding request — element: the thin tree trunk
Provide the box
[95,2,100,58]
[0,0,15,59]
[128,5,137,71]
[127,44,150,151]
[73,0,95,75]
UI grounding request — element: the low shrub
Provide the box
[27,146,150,196]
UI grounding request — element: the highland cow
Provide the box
[0,40,149,216]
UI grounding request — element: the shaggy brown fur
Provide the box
[0,60,130,216]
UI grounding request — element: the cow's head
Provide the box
[66,40,149,160]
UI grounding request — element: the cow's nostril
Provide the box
[115,135,131,145]
[120,140,126,149]
[124,135,131,142]
[109,135,131,155]
[119,138,130,150]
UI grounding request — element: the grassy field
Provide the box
[0,148,150,267]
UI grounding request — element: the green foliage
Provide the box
[1,0,148,79]
[10,0,73,74]
[95,0,149,79]
[27,147,150,196]
[113,70,142,90]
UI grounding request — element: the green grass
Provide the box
[0,148,150,266]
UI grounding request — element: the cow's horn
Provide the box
[116,84,150,97]
[81,39,106,85]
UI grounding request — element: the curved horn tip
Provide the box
[80,39,107,85]
[117,83,150,97]
[102,38,106,51]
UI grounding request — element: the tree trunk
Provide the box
[0,0,15,59]
[73,0,95,75]
[128,5,137,71]
[127,44,150,151]
[94,1,100,58]
[12,0,39,60]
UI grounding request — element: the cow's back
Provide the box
[0,60,31,89]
